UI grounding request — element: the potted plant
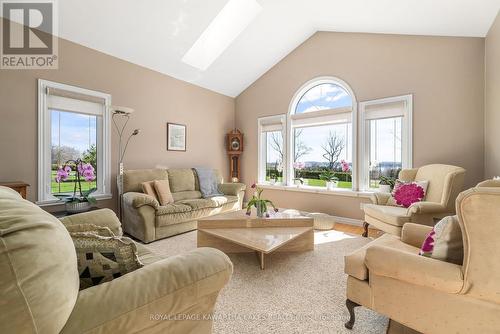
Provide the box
[246,183,278,218]
[54,159,97,213]
[320,170,339,190]
[379,175,396,193]
[293,161,306,186]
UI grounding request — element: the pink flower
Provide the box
[394,183,425,208]
[341,160,350,172]
[77,163,96,182]
[293,161,305,170]
[55,166,70,183]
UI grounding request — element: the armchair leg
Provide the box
[345,299,360,329]
[362,222,369,237]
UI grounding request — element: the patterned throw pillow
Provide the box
[387,180,428,208]
[68,224,143,290]
[419,216,464,265]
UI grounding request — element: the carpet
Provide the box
[145,229,388,334]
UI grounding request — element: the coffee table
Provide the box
[197,209,314,269]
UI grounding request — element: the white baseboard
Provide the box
[331,215,363,227]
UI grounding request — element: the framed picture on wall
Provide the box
[167,123,186,151]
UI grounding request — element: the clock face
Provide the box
[231,138,240,151]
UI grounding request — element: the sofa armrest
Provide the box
[60,208,123,236]
[401,223,433,248]
[365,245,463,294]
[218,183,246,196]
[61,248,233,334]
[370,192,391,205]
[123,192,159,209]
[407,202,447,215]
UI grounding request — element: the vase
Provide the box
[66,201,91,214]
[378,184,392,193]
[326,181,337,191]
[256,205,265,218]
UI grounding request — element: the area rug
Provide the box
[145,229,388,334]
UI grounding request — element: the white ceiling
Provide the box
[52,1,500,96]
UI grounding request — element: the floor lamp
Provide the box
[112,106,140,220]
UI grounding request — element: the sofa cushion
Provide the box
[419,215,464,265]
[123,169,168,193]
[168,168,196,193]
[345,234,420,281]
[156,203,192,215]
[0,186,79,334]
[364,204,412,226]
[154,179,174,205]
[172,190,202,202]
[141,181,159,200]
[179,196,238,211]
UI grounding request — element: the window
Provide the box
[287,77,356,189]
[258,115,286,184]
[360,95,412,190]
[38,80,111,204]
[257,77,413,193]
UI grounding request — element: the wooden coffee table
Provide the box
[197,209,314,269]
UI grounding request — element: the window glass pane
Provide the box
[293,123,352,188]
[295,83,352,114]
[368,117,402,188]
[265,131,283,183]
[51,109,98,194]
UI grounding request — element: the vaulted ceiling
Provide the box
[48,1,500,96]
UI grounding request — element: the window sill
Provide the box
[257,184,373,198]
[36,193,113,207]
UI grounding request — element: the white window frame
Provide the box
[257,114,287,184]
[37,79,112,205]
[359,94,413,191]
[286,76,358,189]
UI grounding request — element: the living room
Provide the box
[1,1,499,333]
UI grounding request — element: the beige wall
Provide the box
[485,12,500,178]
[0,28,235,211]
[236,32,485,220]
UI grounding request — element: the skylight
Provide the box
[182,0,262,71]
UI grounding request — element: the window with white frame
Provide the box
[359,95,412,190]
[258,115,286,184]
[287,78,356,189]
[257,77,413,193]
[38,79,112,204]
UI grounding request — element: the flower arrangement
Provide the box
[54,158,97,206]
[246,183,278,218]
[293,161,306,185]
[319,170,339,190]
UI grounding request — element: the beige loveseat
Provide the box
[0,186,233,334]
[122,168,246,243]
[363,164,465,236]
[344,182,500,333]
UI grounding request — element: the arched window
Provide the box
[287,77,357,189]
[257,76,412,193]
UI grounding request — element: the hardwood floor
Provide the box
[333,222,382,238]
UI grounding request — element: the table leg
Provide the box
[255,251,265,270]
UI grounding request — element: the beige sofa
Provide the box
[122,168,246,243]
[344,182,500,333]
[0,186,233,334]
[363,164,465,237]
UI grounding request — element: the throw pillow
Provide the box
[141,181,159,200]
[69,226,143,290]
[419,215,464,265]
[154,179,174,205]
[387,180,429,207]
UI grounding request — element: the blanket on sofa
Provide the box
[194,167,223,198]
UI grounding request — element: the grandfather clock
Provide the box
[226,129,243,182]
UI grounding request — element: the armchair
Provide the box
[344,182,500,333]
[0,187,233,334]
[362,164,465,236]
